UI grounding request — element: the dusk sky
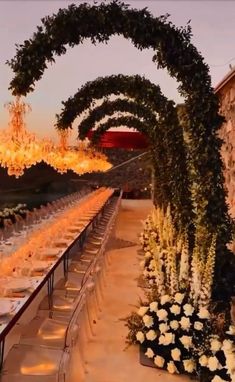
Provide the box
[0,0,235,143]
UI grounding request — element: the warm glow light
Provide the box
[0,97,112,177]
[21,363,57,375]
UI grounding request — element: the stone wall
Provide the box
[218,76,235,217]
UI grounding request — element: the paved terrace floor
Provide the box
[69,199,191,382]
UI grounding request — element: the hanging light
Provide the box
[45,131,112,175]
[0,96,112,177]
[0,96,44,177]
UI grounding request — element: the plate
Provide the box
[4,278,31,292]
[0,299,13,316]
[31,261,49,272]
[40,249,60,258]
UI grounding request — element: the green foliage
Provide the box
[7,0,234,298]
[56,77,192,230]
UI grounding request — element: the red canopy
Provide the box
[87,131,148,149]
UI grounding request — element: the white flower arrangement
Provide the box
[134,209,235,381]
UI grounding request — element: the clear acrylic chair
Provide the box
[0,344,70,382]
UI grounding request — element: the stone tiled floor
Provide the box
[69,200,192,382]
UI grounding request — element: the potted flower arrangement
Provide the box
[126,207,235,381]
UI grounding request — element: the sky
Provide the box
[0,0,235,143]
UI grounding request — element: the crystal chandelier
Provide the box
[45,131,112,175]
[0,97,112,177]
[0,97,44,177]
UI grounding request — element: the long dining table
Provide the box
[0,187,115,368]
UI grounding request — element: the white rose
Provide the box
[226,325,235,335]
[180,335,192,349]
[194,321,203,331]
[138,306,149,316]
[212,376,226,382]
[144,251,152,259]
[225,352,235,370]
[174,292,185,304]
[136,331,145,343]
[180,316,191,331]
[159,332,175,346]
[208,356,220,371]
[158,334,165,345]
[222,339,233,352]
[199,355,208,367]
[170,320,179,330]
[154,355,164,368]
[210,338,222,352]
[143,314,154,328]
[156,309,168,321]
[167,360,178,374]
[183,304,194,316]
[149,302,158,313]
[145,348,154,359]
[160,294,171,305]
[159,323,169,333]
[146,330,157,341]
[164,332,175,345]
[183,359,196,373]
[198,307,210,319]
[171,348,181,361]
[170,304,181,315]
[149,259,155,269]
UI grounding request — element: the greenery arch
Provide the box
[77,98,158,138]
[8,1,233,294]
[79,98,193,229]
[55,75,192,230]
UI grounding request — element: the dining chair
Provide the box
[0,344,70,382]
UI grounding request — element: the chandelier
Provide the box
[45,130,112,175]
[0,97,112,177]
[0,97,44,177]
